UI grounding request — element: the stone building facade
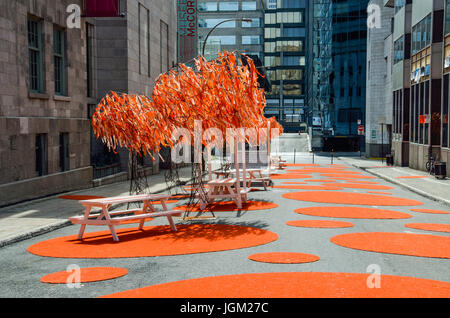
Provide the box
[0,0,178,206]
[88,0,177,175]
[365,0,394,158]
[0,0,91,206]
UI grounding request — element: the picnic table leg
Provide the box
[227,185,242,209]
[138,201,152,230]
[258,171,268,191]
[102,206,119,242]
[77,206,92,240]
[161,200,177,232]
[246,172,252,188]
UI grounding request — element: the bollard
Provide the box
[312,151,315,164]
[294,148,296,164]
[331,149,334,165]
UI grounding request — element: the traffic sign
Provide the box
[358,125,365,135]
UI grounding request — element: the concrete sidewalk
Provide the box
[338,156,450,207]
[0,166,196,248]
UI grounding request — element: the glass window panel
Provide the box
[242,1,257,10]
[28,18,44,93]
[242,35,260,45]
[282,27,305,37]
[199,19,236,28]
[446,0,450,34]
[219,2,238,11]
[242,18,260,28]
[283,83,302,96]
[208,35,236,45]
[198,2,218,11]
[443,74,449,147]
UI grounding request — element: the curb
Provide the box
[0,174,197,249]
[344,161,450,208]
[0,220,71,249]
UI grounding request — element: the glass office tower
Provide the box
[263,0,308,132]
[307,0,333,150]
[198,1,265,61]
[328,0,370,151]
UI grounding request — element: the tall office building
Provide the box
[198,1,265,61]
[327,0,370,151]
[386,0,449,177]
[306,0,370,151]
[263,0,308,132]
[307,0,333,150]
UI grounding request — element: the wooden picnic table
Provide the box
[229,168,271,190]
[198,178,251,210]
[212,171,233,179]
[212,169,271,190]
[69,194,179,242]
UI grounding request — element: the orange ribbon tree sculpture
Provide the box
[91,51,282,196]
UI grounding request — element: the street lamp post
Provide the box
[201,18,253,58]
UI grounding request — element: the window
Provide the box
[446,0,450,35]
[36,134,48,177]
[412,15,431,55]
[265,28,280,39]
[54,27,67,95]
[59,133,69,172]
[264,41,276,53]
[419,82,424,144]
[28,17,44,93]
[242,18,260,28]
[219,2,238,11]
[283,56,301,66]
[198,2,218,11]
[160,20,169,73]
[199,19,236,28]
[444,74,449,147]
[282,27,305,38]
[242,1,256,11]
[394,0,405,14]
[283,83,302,96]
[282,0,303,8]
[264,56,280,67]
[275,69,303,81]
[393,90,403,134]
[208,36,236,45]
[267,0,277,9]
[265,13,276,25]
[138,4,150,76]
[242,35,260,45]
[276,11,302,23]
[394,36,404,64]
[86,23,95,97]
[276,40,303,52]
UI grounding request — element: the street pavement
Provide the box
[0,165,196,248]
[0,152,448,298]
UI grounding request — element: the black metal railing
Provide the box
[93,163,122,180]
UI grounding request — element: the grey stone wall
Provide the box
[90,0,176,174]
[0,0,92,206]
[365,0,394,157]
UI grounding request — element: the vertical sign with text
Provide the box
[177,0,198,64]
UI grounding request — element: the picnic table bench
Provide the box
[271,156,286,170]
[69,194,179,242]
[197,178,251,210]
[213,169,271,190]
